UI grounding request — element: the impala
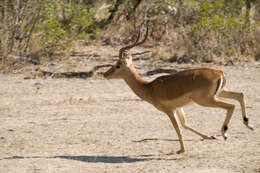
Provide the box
[103,26,254,154]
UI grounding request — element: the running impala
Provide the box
[103,26,254,154]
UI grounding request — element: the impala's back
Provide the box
[147,68,225,108]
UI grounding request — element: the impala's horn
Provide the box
[119,24,148,59]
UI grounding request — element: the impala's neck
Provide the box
[122,64,151,102]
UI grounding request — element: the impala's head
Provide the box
[103,25,148,79]
[103,52,133,79]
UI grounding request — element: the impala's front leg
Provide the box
[165,110,185,154]
[176,108,216,140]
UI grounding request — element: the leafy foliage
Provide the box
[142,0,259,61]
[0,0,99,59]
[0,0,259,65]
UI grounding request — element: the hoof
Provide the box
[202,135,217,140]
[221,125,228,140]
[221,131,228,140]
[176,149,185,154]
[247,124,254,131]
[210,135,217,140]
[223,133,228,140]
[243,117,254,131]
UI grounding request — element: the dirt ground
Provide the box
[0,46,260,173]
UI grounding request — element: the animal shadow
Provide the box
[53,155,154,163]
[2,155,164,163]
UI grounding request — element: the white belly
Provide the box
[160,94,192,109]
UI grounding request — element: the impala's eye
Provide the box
[116,64,120,69]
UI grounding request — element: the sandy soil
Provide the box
[0,46,260,173]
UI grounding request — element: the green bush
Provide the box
[41,1,99,57]
[0,0,99,59]
[181,0,257,60]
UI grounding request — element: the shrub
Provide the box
[0,0,99,61]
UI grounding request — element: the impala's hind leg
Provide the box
[218,90,254,130]
[176,108,215,140]
[192,96,235,140]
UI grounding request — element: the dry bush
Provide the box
[255,26,260,60]
[101,0,259,63]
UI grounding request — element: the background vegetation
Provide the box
[0,0,259,68]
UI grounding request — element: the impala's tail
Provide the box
[215,74,226,95]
